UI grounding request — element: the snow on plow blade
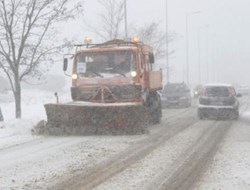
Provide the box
[37,102,149,135]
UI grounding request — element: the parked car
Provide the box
[198,84,241,120]
[161,83,191,108]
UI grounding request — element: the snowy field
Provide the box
[0,87,147,189]
[0,83,71,149]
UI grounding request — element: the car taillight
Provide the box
[200,88,205,96]
[228,87,235,96]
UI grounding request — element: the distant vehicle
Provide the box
[161,82,191,108]
[0,107,3,121]
[236,85,249,95]
[193,85,203,98]
[198,84,241,120]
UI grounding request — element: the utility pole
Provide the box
[166,0,169,83]
[198,27,201,84]
[197,25,209,84]
[186,11,201,86]
[124,0,128,39]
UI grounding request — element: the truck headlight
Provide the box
[72,74,78,79]
[130,71,137,77]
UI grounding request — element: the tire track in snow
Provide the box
[49,108,197,190]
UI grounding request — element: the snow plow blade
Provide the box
[35,102,149,135]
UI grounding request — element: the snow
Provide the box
[204,83,234,87]
[0,86,147,189]
[0,87,71,149]
[1,83,250,189]
[95,120,214,190]
[193,108,250,190]
[0,135,145,189]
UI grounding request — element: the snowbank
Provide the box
[0,86,71,139]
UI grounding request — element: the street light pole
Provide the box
[197,25,209,84]
[166,0,169,83]
[186,14,189,86]
[198,28,201,84]
[186,11,201,86]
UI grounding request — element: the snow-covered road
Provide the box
[193,102,250,190]
[1,89,250,190]
[0,107,191,189]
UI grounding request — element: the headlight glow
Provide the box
[132,37,140,43]
[72,74,78,79]
[131,71,137,77]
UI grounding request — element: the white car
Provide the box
[198,84,241,120]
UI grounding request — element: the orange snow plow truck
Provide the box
[37,38,162,135]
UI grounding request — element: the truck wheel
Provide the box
[152,105,161,124]
[147,92,162,125]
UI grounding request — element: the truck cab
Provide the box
[64,39,162,104]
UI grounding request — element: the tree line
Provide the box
[0,0,177,119]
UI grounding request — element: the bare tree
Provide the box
[0,0,83,118]
[85,0,125,40]
[132,22,177,61]
[85,2,177,61]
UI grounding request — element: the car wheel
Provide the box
[233,110,239,120]
[198,110,205,120]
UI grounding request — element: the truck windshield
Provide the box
[76,50,135,78]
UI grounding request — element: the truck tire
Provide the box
[232,110,239,120]
[148,92,162,124]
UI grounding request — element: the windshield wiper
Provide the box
[79,71,104,78]
[111,68,126,77]
[89,71,104,78]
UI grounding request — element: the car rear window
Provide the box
[205,86,230,97]
[164,84,187,93]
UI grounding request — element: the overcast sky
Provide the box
[59,0,250,86]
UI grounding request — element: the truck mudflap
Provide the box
[34,102,149,135]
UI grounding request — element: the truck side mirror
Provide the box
[149,53,155,64]
[63,58,68,71]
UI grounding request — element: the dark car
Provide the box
[161,83,191,108]
[198,84,240,120]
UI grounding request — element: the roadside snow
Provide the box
[0,87,148,189]
[0,88,71,149]
[193,109,250,190]
[0,135,146,189]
